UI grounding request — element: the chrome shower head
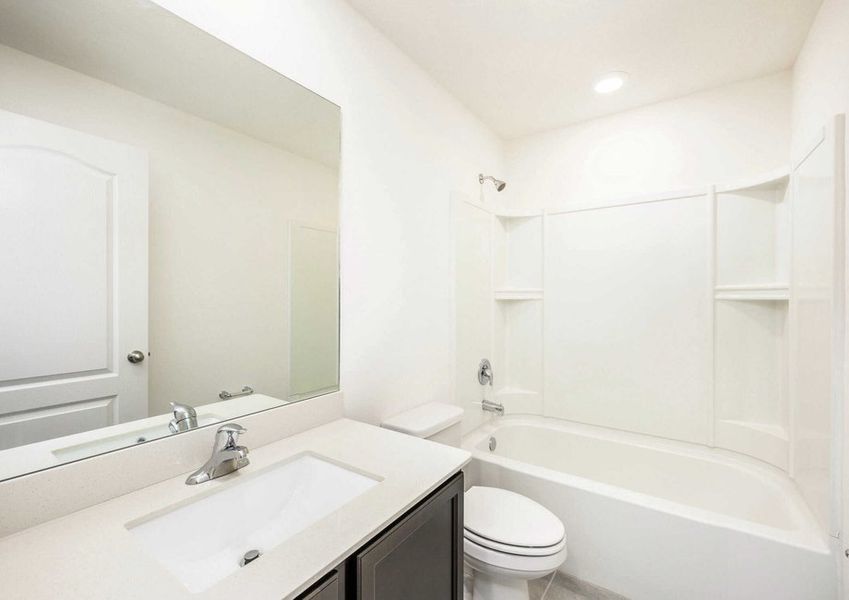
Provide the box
[479,173,506,192]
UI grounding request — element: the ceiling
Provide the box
[346,0,823,138]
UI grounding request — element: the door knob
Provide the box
[127,350,146,364]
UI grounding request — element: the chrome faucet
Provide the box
[477,359,504,415]
[168,401,198,433]
[481,398,505,416]
[185,423,249,485]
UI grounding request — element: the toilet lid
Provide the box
[464,486,565,548]
[380,402,464,438]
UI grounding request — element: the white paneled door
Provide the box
[0,109,148,452]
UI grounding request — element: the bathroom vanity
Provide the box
[0,417,469,600]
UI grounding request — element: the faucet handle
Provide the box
[214,423,247,450]
[478,358,494,386]
[217,423,246,435]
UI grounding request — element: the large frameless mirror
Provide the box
[0,0,341,481]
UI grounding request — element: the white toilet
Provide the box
[381,403,568,600]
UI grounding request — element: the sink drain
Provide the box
[488,436,497,451]
[240,549,261,567]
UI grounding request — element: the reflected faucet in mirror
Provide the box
[168,402,199,434]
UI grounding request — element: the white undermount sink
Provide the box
[127,453,380,593]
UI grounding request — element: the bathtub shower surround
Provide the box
[454,115,845,599]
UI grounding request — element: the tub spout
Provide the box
[482,398,504,416]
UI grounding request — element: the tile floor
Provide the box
[528,572,628,600]
[464,567,628,600]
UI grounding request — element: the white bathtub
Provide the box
[463,415,835,600]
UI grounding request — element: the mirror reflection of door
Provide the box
[0,109,149,449]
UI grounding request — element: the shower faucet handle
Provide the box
[478,358,494,386]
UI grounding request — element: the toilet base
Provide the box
[471,570,530,600]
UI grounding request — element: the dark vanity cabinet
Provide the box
[298,570,344,600]
[295,472,464,600]
[355,472,464,600]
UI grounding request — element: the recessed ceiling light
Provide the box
[594,72,628,94]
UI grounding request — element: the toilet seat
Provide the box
[463,527,567,557]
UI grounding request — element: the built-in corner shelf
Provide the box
[493,209,544,219]
[713,171,791,470]
[488,204,544,418]
[494,288,543,301]
[714,284,789,301]
[714,167,790,194]
[719,418,789,441]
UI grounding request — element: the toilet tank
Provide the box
[380,402,464,447]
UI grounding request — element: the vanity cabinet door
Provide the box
[354,473,464,600]
[296,569,343,600]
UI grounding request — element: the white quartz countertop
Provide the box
[0,418,471,600]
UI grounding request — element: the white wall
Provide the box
[152,0,504,425]
[504,72,792,210]
[0,44,339,416]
